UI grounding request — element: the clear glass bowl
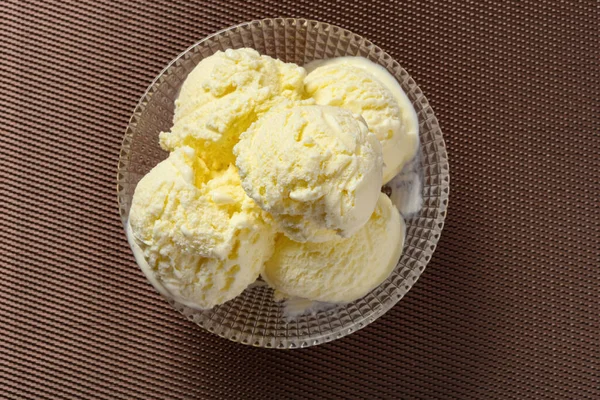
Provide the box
[117,18,449,348]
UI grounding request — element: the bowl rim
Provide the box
[117,17,449,348]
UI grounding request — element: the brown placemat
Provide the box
[2,0,599,398]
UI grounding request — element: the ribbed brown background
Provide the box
[2,0,599,398]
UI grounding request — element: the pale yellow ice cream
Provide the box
[159,48,306,171]
[234,105,383,243]
[128,146,275,309]
[263,193,405,303]
[127,50,416,311]
[305,57,419,183]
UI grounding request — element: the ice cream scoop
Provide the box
[234,105,383,243]
[160,48,306,171]
[262,193,405,303]
[128,146,275,309]
[305,57,419,183]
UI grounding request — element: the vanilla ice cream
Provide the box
[127,49,419,312]
[160,48,306,171]
[263,193,405,303]
[128,146,275,309]
[234,105,383,243]
[305,57,419,183]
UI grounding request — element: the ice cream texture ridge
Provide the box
[159,48,306,171]
[234,105,383,243]
[129,146,275,309]
[305,57,419,184]
[263,193,405,303]
[128,48,418,310]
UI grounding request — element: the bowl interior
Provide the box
[117,18,448,349]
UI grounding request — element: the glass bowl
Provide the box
[117,18,449,348]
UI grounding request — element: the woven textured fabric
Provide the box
[2,0,599,398]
